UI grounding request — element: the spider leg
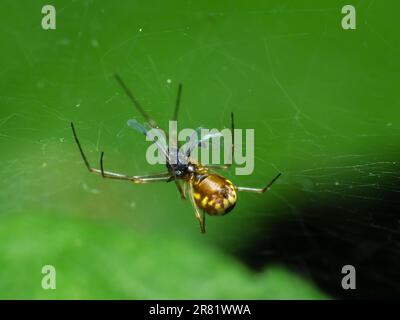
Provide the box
[182,181,187,199]
[170,83,187,198]
[114,74,159,129]
[93,167,171,182]
[205,164,231,170]
[236,173,282,193]
[188,183,206,234]
[174,179,186,200]
[172,83,183,122]
[71,122,171,183]
[205,112,235,171]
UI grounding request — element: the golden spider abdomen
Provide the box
[192,174,237,215]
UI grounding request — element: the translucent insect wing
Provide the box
[127,119,168,159]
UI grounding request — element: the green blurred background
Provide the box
[0,0,399,299]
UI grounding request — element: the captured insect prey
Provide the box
[71,74,281,234]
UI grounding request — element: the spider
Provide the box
[71,74,281,233]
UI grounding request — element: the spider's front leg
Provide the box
[71,122,171,183]
[206,112,235,172]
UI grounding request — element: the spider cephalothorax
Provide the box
[166,153,192,179]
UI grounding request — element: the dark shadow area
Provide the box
[231,172,400,299]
